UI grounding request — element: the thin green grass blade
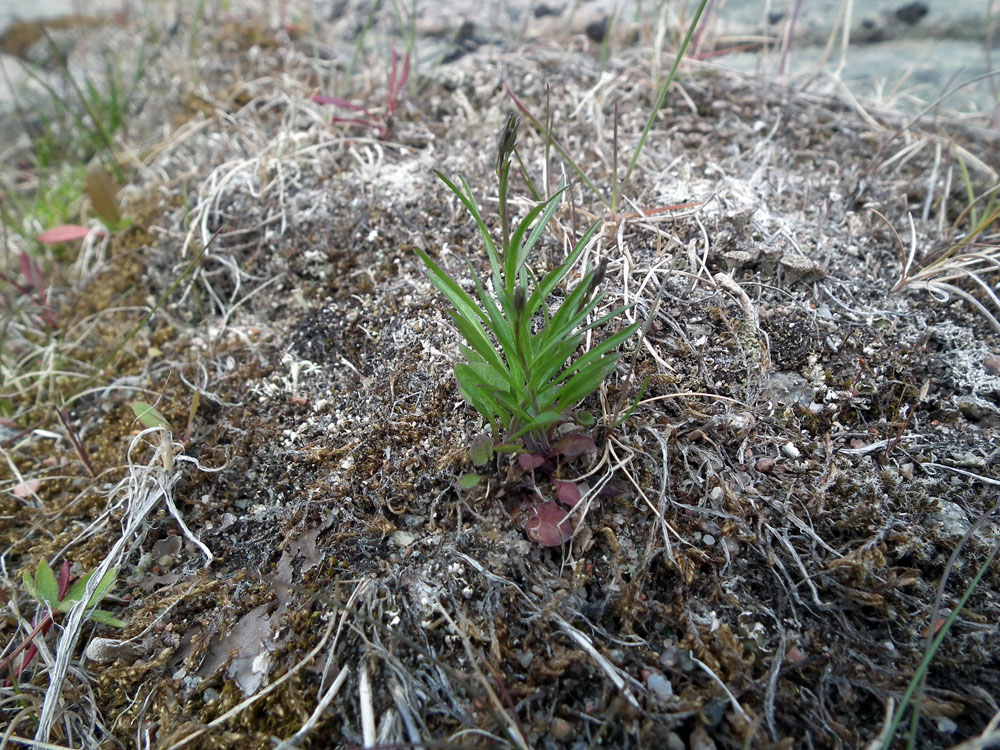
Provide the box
[529,336,583,392]
[540,321,640,397]
[880,541,999,749]
[528,220,601,310]
[455,370,502,414]
[459,350,513,392]
[544,362,615,411]
[458,174,505,286]
[469,274,525,384]
[614,375,650,427]
[415,248,489,327]
[618,0,709,201]
[507,87,610,209]
[506,411,565,443]
[434,171,502,283]
[511,186,565,278]
[450,314,508,376]
[514,150,542,201]
[506,196,559,287]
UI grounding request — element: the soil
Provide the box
[1,4,999,750]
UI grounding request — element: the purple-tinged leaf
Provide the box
[18,252,44,290]
[518,453,546,471]
[552,433,597,459]
[554,480,583,508]
[523,502,573,547]
[37,225,92,244]
[597,477,629,498]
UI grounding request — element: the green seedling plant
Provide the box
[1,559,122,686]
[416,114,639,454]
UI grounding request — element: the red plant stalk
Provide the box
[312,46,409,140]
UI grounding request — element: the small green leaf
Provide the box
[85,610,125,628]
[22,568,37,601]
[87,567,118,607]
[470,434,494,466]
[575,410,595,426]
[132,402,171,430]
[35,559,59,607]
[60,570,96,609]
[60,567,117,612]
[458,473,484,489]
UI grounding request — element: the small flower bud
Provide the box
[495,113,521,176]
[590,257,608,292]
[513,284,527,314]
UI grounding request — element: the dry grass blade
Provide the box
[883,210,1000,332]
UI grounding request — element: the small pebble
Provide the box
[390,530,417,548]
[551,717,575,742]
[703,534,716,546]
[755,456,774,473]
[985,355,1000,376]
[647,671,673,702]
[781,441,801,459]
[937,717,958,734]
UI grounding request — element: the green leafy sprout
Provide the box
[22,559,123,628]
[415,114,640,452]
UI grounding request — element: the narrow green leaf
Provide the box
[415,248,490,329]
[615,376,650,427]
[458,473,484,489]
[530,337,582,392]
[506,411,565,443]
[460,352,512,393]
[87,567,117,608]
[35,559,59,607]
[507,87,610,209]
[515,184,564,272]
[549,322,640,388]
[132,401,171,430]
[61,569,95,609]
[548,362,615,410]
[458,174,504,285]
[468,273,524,384]
[22,568,38,601]
[456,365,506,424]
[452,316,509,379]
[506,193,560,285]
[526,219,601,311]
[86,610,125,628]
[434,171,499,260]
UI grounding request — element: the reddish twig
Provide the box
[55,408,97,478]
